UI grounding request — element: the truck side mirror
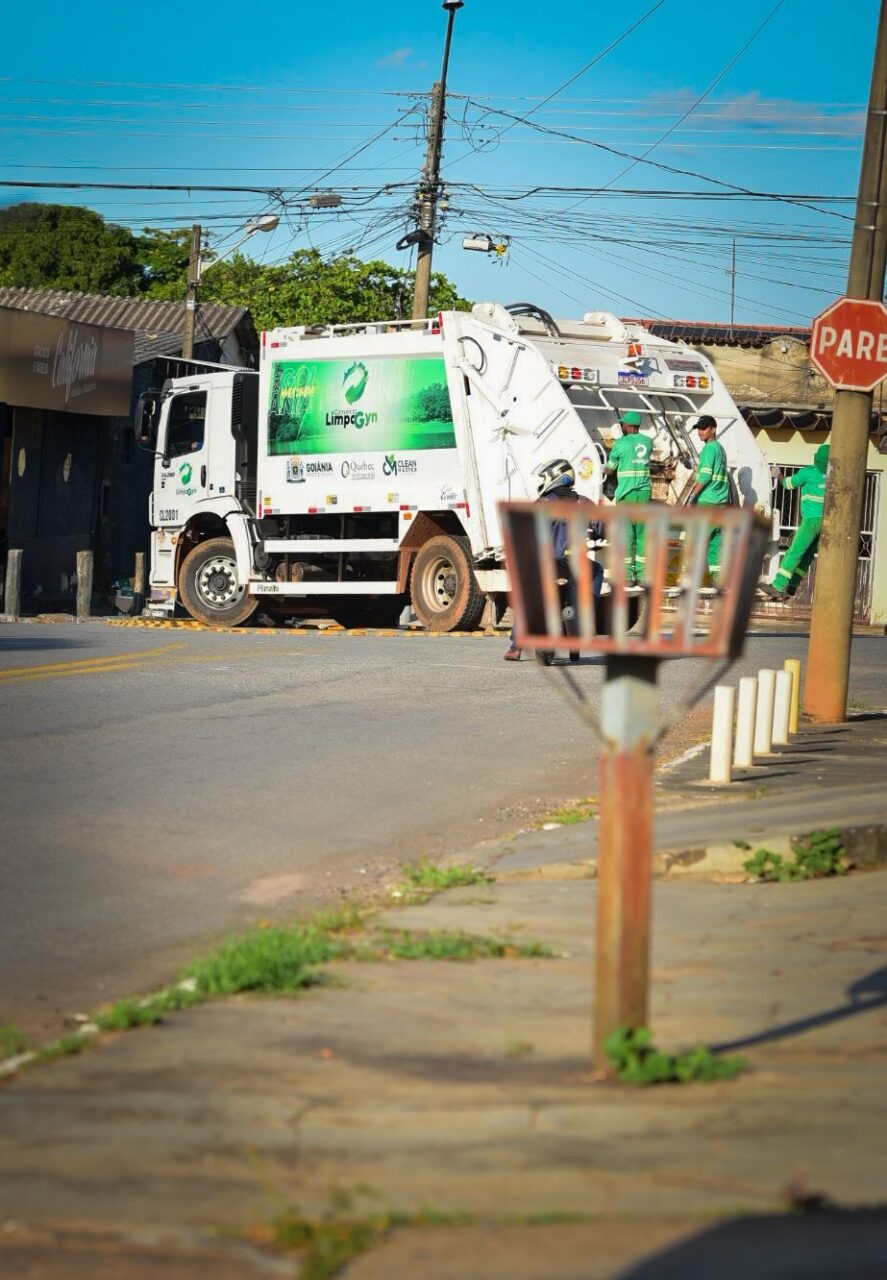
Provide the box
[135,396,157,447]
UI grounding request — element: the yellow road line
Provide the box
[0,641,188,684]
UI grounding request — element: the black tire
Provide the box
[178,536,258,627]
[330,596,406,629]
[410,535,485,632]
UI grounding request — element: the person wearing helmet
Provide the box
[604,410,652,585]
[760,444,830,600]
[504,459,603,661]
[686,414,730,582]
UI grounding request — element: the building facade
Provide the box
[0,289,257,611]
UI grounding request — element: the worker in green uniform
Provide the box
[605,410,652,585]
[686,414,730,581]
[760,444,830,600]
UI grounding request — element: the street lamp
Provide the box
[182,214,280,358]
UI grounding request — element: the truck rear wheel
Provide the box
[178,536,258,628]
[410,535,485,632]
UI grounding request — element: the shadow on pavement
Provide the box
[619,1206,887,1279]
[0,637,89,654]
[710,964,887,1055]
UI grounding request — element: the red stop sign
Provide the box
[810,297,887,393]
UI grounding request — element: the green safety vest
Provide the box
[695,439,730,505]
[783,465,826,520]
[608,432,652,501]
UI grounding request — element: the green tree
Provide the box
[0,202,471,323]
[200,248,470,330]
[0,203,145,295]
[137,227,196,299]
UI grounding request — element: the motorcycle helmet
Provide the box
[536,458,575,497]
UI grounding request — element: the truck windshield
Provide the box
[166,391,207,459]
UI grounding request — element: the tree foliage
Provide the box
[197,248,469,329]
[0,203,145,295]
[0,202,471,326]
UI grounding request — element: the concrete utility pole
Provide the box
[411,0,463,321]
[182,223,202,361]
[804,1,887,722]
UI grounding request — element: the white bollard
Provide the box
[733,676,758,769]
[709,685,736,784]
[754,669,777,757]
[773,670,793,746]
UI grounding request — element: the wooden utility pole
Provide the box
[411,1,462,321]
[182,223,202,360]
[804,1,887,722]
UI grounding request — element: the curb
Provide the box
[495,823,887,885]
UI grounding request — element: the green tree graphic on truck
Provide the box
[268,356,455,455]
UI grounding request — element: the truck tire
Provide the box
[410,535,485,632]
[178,536,258,627]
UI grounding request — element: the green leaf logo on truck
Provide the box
[343,361,369,404]
[179,462,192,485]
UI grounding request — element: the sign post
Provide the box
[500,501,770,1071]
[803,2,887,723]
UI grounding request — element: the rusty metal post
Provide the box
[594,654,659,1070]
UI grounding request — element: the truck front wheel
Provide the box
[410,535,485,632]
[178,536,258,627]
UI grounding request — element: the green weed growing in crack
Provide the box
[0,1024,28,1059]
[542,799,597,827]
[394,858,493,903]
[604,1026,746,1085]
[270,1205,475,1277]
[744,829,848,883]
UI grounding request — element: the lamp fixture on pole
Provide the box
[182,214,280,359]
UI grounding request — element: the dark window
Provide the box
[166,391,206,459]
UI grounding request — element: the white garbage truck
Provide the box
[136,301,775,629]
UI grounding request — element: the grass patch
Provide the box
[356,930,554,962]
[505,1038,534,1058]
[97,985,203,1032]
[743,829,848,883]
[272,1206,476,1278]
[274,1212,386,1280]
[0,1023,28,1059]
[182,925,345,996]
[542,799,597,826]
[393,858,493,903]
[36,1033,90,1064]
[604,1025,746,1086]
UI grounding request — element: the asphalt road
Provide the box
[2,619,886,1040]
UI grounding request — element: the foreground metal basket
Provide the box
[500,501,771,661]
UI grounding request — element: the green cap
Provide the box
[621,411,642,428]
[814,443,830,472]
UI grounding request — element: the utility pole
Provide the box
[182,222,201,360]
[727,238,737,339]
[411,0,463,322]
[804,1,887,722]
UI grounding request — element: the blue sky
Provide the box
[0,0,879,326]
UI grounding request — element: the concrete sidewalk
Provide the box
[1,719,887,1278]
